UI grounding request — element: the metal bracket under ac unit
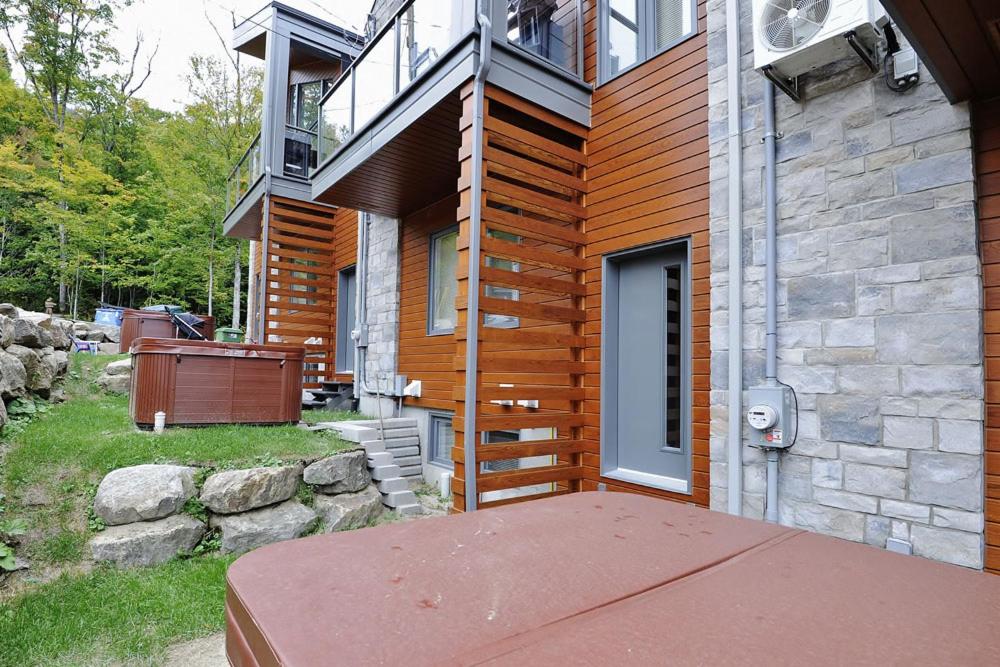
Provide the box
[844,30,878,72]
[761,65,800,102]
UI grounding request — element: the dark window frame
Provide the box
[428,412,455,469]
[598,0,699,85]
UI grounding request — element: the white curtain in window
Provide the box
[654,0,691,50]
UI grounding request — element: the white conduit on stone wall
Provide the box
[725,0,744,517]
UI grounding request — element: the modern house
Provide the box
[222,3,363,400]
[227,0,998,574]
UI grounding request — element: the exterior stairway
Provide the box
[302,380,357,411]
[320,417,423,516]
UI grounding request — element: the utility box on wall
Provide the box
[747,385,795,448]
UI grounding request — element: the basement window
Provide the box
[428,226,459,336]
[599,0,697,83]
[481,430,521,473]
[429,413,454,468]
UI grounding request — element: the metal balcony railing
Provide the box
[226,132,263,214]
[315,0,583,170]
[315,0,478,169]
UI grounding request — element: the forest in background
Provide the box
[0,0,262,326]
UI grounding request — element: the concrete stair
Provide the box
[318,418,423,516]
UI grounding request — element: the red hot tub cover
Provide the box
[225,492,1000,666]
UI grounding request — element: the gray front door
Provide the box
[336,267,357,372]
[602,242,690,493]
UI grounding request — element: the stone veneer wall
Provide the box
[361,212,402,400]
[706,0,984,568]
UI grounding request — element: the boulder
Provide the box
[84,329,106,342]
[96,358,132,394]
[15,309,51,327]
[26,347,53,395]
[0,350,27,400]
[0,398,7,429]
[98,343,121,355]
[209,500,318,554]
[42,321,71,350]
[0,303,16,317]
[0,315,12,347]
[11,319,43,348]
[200,464,303,514]
[94,464,198,526]
[5,345,38,382]
[303,450,370,494]
[90,514,205,567]
[91,323,120,344]
[314,485,383,532]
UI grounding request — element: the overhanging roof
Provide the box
[881,0,1000,103]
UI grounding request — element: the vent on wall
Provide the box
[759,0,832,51]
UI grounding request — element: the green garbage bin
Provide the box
[214,327,244,343]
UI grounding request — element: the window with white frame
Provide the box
[484,228,521,329]
[429,413,455,468]
[600,0,696,82]
[428,226,459,335]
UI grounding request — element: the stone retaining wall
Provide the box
[0,304,73,426]
[89,451,385,567]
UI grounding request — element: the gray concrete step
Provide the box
[376,477,410,494]
[394,503,423,517]
[398,464,423,478]
[392,455,422,468]
[383,490,418,508]
[371,464,401,481]
[367,451,395,467]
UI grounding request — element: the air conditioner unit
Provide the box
[752,0,888,79]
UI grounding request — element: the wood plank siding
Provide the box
[578,0,711,507]
[975,97,1000,573]
[255,196,357,387]
[399,195,462,412]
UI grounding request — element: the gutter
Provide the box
[461,0,493,512]
[257,166,273,343]
[725,0,744,516]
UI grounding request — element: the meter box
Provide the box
[747,384,794,448]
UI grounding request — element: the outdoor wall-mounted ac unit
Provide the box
[752,0,888,78]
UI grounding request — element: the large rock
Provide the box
[5,345,38,383]
[42,321,71,350]
[314,485,383,532]
[91,323,121,344]
[90,515,205,567]
[0,314,12,347]
[200,464,303,514]
[11,319,43,348]
[0,398,7,428]
[209,500,318,554]
[0,350,27,400]
[0,303,15,317]
[94,464,198,526]
[96,358,132,394]
[303,450,370,494]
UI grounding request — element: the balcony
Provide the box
[311,0,592,218]
[225,125,322,216]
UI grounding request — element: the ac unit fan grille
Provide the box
[761,0,831,51]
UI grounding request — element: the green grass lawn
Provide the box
[0,353,364,666]
[0,556,235,666]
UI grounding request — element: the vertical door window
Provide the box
[601,0,696,82]
[664,264,682,449]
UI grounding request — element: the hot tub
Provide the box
[129,338,304,427]
[119,311,216,351]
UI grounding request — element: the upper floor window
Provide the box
[600,0,696,83]
[428,226,459,335]
[507,0,579,75]
[290,80,332,130]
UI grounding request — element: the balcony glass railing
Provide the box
[316,0,476,167]
[226,132,262,213]
[283,124,319,178]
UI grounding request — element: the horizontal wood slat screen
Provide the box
[262,196,341,389]
[452,85,588,511]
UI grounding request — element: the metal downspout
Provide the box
[462,3,493,512]
[353,211,369,400]
[257,166,273,343]
[763,80,780,524]
[725,0,744,517]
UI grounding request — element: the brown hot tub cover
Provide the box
[225,492,1000,666]
[129,338,303,427]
